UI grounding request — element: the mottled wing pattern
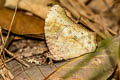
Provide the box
[45,5,96,60]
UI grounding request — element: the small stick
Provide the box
[3,0,19,48]
[4,48,30,68]
[5,55,17,63]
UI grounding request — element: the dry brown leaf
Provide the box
[0,0,5,8]
[5,0,57,19]
[0,8,44,35]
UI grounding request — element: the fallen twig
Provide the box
[4,48,30,67]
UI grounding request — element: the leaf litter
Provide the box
[0,0,120,80]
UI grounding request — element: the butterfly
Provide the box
[45,5,97,61]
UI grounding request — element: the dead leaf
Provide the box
[0,0,5,8]
[5,0,57,19]
[0,8,45,35]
